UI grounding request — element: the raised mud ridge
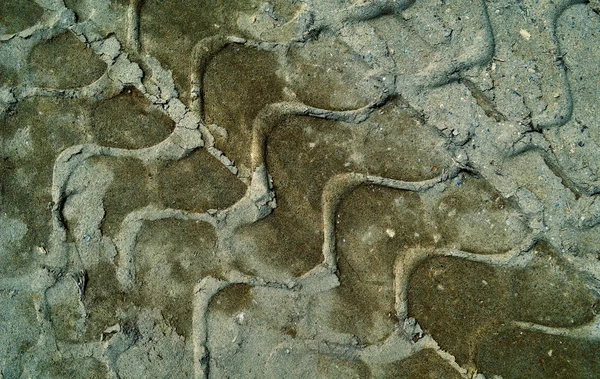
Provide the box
[1,0,600,378]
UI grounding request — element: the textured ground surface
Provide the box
[1,0,600,378]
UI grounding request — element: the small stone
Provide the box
[235,312,246,325]
[519,29,531,41]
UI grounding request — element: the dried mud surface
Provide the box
[2,0,600,378]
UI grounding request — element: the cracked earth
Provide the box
[1,0,600,378]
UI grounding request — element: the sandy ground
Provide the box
[1,0,600,378]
